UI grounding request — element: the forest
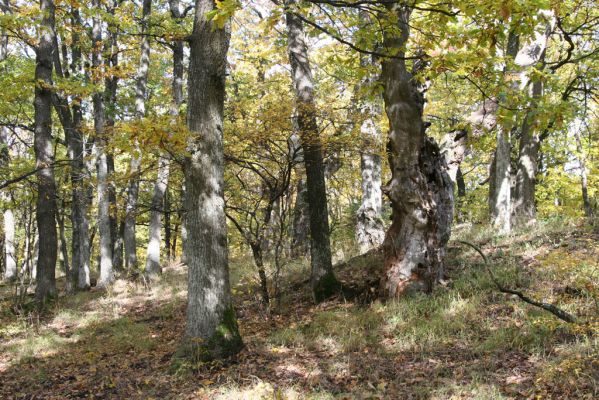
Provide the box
[0,0,598,398]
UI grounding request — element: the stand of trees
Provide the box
[0,0,597,360]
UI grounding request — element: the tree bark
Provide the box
[285,0,339,301]
[124,0,152,271]
[355,48,385,254]
[1,5,16,283]
[103,1,121,271]
[34,0,58,303]
[181,0,242,360]
[92,0,114,287]
[2,208,16,282]
[144,0,182,277]
[490,31,519,233]
[355,7,385,251]
[513,13,554,224]
[52,7,91,290]
[145,157,169,277]
[380,5,454,297]
[289,131,310,257]
[250,243,270,308]
[573,123,593,219]
[164,186,172,261]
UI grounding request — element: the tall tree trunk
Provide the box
[103,1,121,271]
[1,4,16,282]
[181,0,242,360]
[2,208,16,282]
[250,243,270,308]
[573,123,593,219]
[443,129,467,222]
[144,0,182,277]
[34,0,58,303]
[124,0,152,271]
[285,0,339,301]
[289,131,310,257]
[513,13,554,224]
[56,199,70,283]
[513,80,542,224]
[380,5,454,297]
[164,186,171,261]
[92,0,114,287]
[490,31,520,233]
[53,7,91,290]
[145,157,169,277]
[355,45,385,254]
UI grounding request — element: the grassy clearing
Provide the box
[0,220,597,398]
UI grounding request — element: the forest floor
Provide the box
[1,218,598,399]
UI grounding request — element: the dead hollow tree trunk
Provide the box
[181,0,242,360]
[380,5,454,298]
[285,0,339,301]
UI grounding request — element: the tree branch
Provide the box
[458,240,577,323]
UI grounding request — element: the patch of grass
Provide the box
[270,306,382,354]
[429,381,509,400]
[1,329,76,365]
[88,318,155,353]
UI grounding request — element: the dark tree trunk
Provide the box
[34,0,58,303]
[285,0,339,301]
[456,167,466,197]
[103,3,121,271]
[164,186,171,261]
[290,177,310,257]
[181,0,242,360]
[52,7,91,291]
[250,243,270,308]
[380,5,453,297]
[513,80,542,224]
